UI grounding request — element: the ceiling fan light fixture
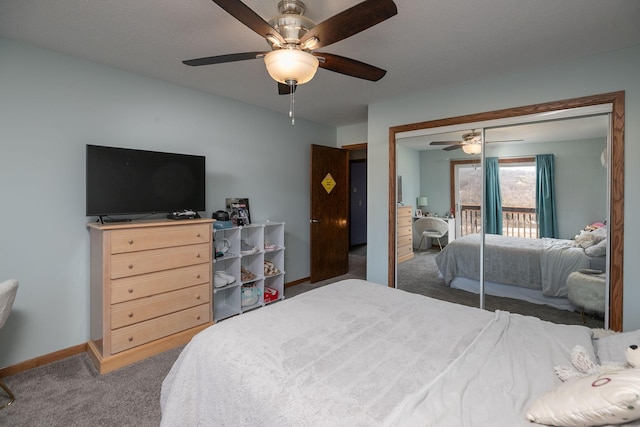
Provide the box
[264,49,319,85]
[462,143,482,155]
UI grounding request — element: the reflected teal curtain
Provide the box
[536,154,558,238]
[485,157,502,235]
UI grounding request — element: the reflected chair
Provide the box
[0,279,19,410]
[414,217,449,251]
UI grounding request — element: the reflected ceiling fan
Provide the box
[182,0,397,123]
[430,130,523,154]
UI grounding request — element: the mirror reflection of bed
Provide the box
[396,111,610,329]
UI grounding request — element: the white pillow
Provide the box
[596,330,640,364]
[527,369,640,426]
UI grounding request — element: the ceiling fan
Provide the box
[182,0,397,122]
[430,130,523,154]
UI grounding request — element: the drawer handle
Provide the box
[128,264,133,269]
[128,312,134,318]
[196,253,201,258]
[128,239,134,245]
[128,288,134,293]
[196,274,201,279]
[128,337,134,342]
[196,315,201,320]
[196,233,201,238]
[196,295,201,300]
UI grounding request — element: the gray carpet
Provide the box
[285,244,367,298]
[0,345,183,426]
[0,245,601,425]
[398,249,604,328]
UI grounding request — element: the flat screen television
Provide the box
[86,144,206,218]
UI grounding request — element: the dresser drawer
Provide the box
[111,224,211,254]
[111,263,210,304]
[397,215,412,229]
[398,224,413,238]
[398,241,413,256]
[111,283,210,329]
[110,243,210,279]
[111,303,210,354]
[398,233,413,247]
[398,206,413,218]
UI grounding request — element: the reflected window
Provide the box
[454,158,538,238]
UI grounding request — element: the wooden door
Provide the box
[310,145,349,282]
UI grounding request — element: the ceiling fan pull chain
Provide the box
[289,84,295,125]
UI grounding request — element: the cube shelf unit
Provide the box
[212,221,285,322]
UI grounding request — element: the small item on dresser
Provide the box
[167,209,199,220]
[211,210,232,228]
[211,210,230,221]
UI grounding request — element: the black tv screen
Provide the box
[86,144,206,217]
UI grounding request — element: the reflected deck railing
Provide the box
[460,205,539,238]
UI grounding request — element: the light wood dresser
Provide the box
[397,205,414,263]
[87,219,214,374]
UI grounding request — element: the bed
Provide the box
[434,233,606,309]
[160,279,639,426]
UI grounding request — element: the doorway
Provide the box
[346,144,368,276]
[309,143,369,283]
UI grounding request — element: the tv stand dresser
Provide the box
[87,219,214,374]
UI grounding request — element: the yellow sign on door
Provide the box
[322,173,336,194]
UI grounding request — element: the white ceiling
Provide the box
[1,0,639,127]
[398,114,611,151]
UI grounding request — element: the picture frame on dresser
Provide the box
[226,198,251,226]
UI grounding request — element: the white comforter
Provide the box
[160,279,594,426]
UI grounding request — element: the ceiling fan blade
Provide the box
[315,52,386,81]
[300,0,397,50]
[430,141,460,145]
[182,51,268,66]
[443,145,462,151]
[278,82,296,95]
[211,0,285,45]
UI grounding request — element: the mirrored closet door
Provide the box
[392,93,623,330]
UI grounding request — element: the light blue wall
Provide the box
[397,144,420,210]
[366,44,640,330]
[0,38,336,367]
[337,122,367,146]
[410,138,606,239]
